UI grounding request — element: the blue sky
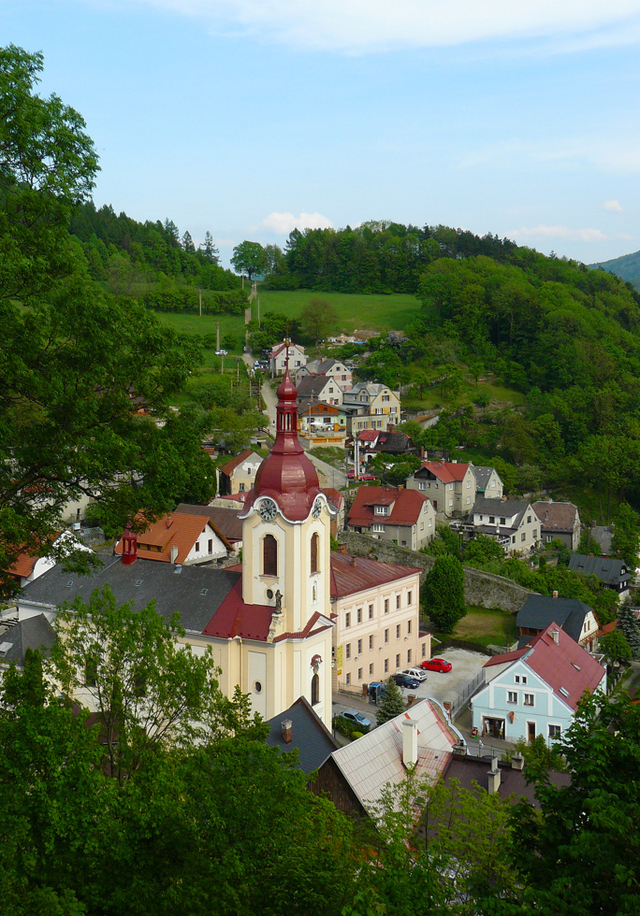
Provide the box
[3,0,640,268]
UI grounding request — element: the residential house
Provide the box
[347,486,436,551]
[6,530,92,589]
[568,554,631,597]
[265,697,339,774]
[269,341,307,376]
[342,382,401,435]
[0,613,56,668]
[471,621,606,743]
[357,428,416,460]
[218,449,263,496]
[296,358,353,391]
[406,461,476,521]
[114,513,232,566]
[471,464,504,501]
[330,548,427,691]
[175,503,243,554]
[516,593,599,652]
[471,497,539,555]
[533,500,581,551]
[296,375,344,407]
[298,400,347,448]
[313,700,460,818]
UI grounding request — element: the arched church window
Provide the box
[263,534,278,577]
[311,673,320,706]
[310,532,319,575]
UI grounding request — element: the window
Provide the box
[448,499,453,507]
[345,644,351,659]
[357,607,362,623]
[548,724,561,740]
[311,673,319,705]
[407,650,412,663]
[195,541,200,552]
[396,595,401,610]
[421,642,426,658]
[346,673,351,685]
[408,591,412,605]
[345,612,351,628]
[396,654,400,667]
[508,691,518,704]
[357,639,362,655]
[396,625,401,639]
[208,539,213,553]
[384,598,389,614]
[374,505,388,516]
[527,515,531,524]
[357,668,362,680]
[384,658,389,673]
[515,675,527,684]
[521,532,526,542]
[373,523,385,533]
[369,604,374,619]
[407,620,412,635]
[524,693,534,706]
[263,535,277,576]
[500,516,506,524]
[85,656,99,688]
[369,635,374,650]
[419,482,426,491]
[369,663,374,675]
[239,482,245,492]
[489,515,495,523]
[384,629,389,643]
[310,532,319,574]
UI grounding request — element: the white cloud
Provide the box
[253,212,334,235]
[133,1,640,53]
[512,225,608,242]
[602,199,624,212]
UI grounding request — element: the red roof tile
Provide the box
[115,513,225,565]
[348,486,428,529]
[330,551,421,598]
[421,461,470,483]
[219,448,260,479]
[202,578,274,641]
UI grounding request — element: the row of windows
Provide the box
[344,649,417,685]
[507,691,535,706]
[344,620,413,657]
[344,592,413,627]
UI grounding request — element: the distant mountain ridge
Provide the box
[590,250,640,290]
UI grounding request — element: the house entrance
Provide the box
[527,721,536,742]
[482,717,505,739]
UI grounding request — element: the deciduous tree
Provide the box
[422,555,466,633]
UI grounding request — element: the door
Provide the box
[527,721,536,742]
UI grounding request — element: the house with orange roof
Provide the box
[347,486,435,550]
[114,513,232,566]
[471,621,606,743]
[406,460,476,521]
[218,448,263,496]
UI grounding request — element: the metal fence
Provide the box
[450,670,485,719]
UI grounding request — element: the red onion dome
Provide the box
[244,368,321,522]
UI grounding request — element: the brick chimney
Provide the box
[339,544,348,555]
[487,756,501,795]
[281,719,292,744]
[402,718,418,768]
[166,515,173,528]
[121,525,137,565]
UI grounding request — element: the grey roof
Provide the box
[443,755,571,808]
[472,465,497,491]
[590,526,613,555]
[0,614,56,665]
[175,503,242,542]
[296,376,339,399]
[19,557,239,634]
[265,696,339,774]
[473,497,529,519]
[568,554,629,587]
[517,594,592,645]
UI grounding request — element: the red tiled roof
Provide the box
[533,501,578,532]
[330,551,421,598]
[219,448,259,479]
[420,461,469,483]
[115,513,226,565]
[347,486,428,529]
[358,429,379,442]
[322,487,344,510]
[202,578,274,641]
[484,648,527,667]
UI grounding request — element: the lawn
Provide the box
[452,607,518,648]
[256,289,421,335]
[155,312,246,362]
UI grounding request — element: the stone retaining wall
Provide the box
[338,531,536,614]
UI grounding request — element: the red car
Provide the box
[347,469,378,481]
[420,657,452,673]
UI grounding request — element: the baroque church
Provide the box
[16,367,424,729]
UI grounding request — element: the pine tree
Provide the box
[617,602,640,659]
[376,677,405,726]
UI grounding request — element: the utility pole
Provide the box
[198,287,202,317]
[216,321,220,352]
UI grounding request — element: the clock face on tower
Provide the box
[311,498,322,519]
[258,498,278,521]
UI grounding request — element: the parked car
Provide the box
[340,709,371,729]
[391,673,421,690]
[419,657,452,673]
[397,667,428,682]
[347,469,378,480]
[215,349,228,356]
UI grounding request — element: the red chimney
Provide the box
[121,525,138,565]
[281,719,292,744]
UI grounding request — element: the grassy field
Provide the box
[155,312,246,362]
[256,289,421,334]
[453,607,518,648]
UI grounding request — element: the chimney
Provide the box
[281,719,292,744]
[121,525,138,565]
[402,718,418,768]
[351,556,357,567]
[166,515,173,528]
[552,590,558,599]
[487,756,501,795]
[170,545,179,564]
[511,752,524,771]
[339,544,348,555]
[551,627,560,644]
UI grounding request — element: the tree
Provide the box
[230,240,265,280]
[599,630,632,678]
[48,586,260,783]
[299,297,339,344]
[0,45,216,597]
[376,676,405,726]
[612,501,640,570]
[422,555,466,633]
[198,230,219,264]
[510,691,640,915]
[617,601,640,659]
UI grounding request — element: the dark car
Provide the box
[391,673,421,690]
[419,657,452,673]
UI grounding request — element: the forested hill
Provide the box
[590,249,640,290]
[69,201,241,296]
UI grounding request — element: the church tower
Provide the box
[239,364,335,723]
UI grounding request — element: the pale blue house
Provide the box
[471,621,606,744]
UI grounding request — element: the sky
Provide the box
[3,0,640,268]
